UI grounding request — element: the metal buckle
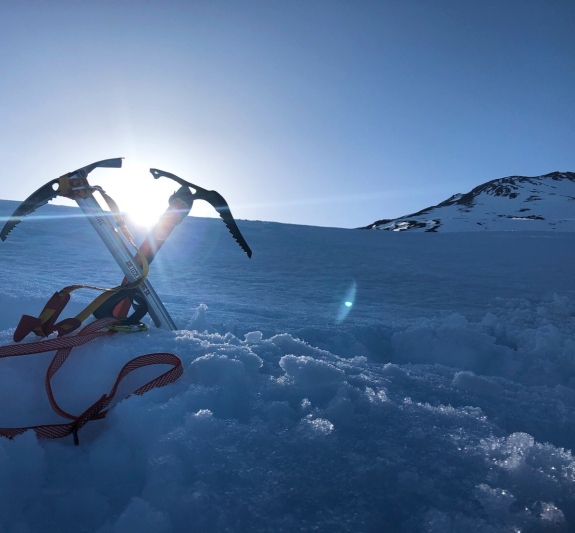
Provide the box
[106,323,149,334]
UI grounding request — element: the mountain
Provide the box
[363,171,575,232]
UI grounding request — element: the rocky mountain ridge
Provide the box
[363,171,575,232]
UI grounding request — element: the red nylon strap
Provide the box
[13,290,73,342]
[0,318,183,445]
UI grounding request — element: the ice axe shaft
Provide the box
[74,195,177,330]
[66,164,177,330]
[113,186,194,319]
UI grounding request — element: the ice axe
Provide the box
[1,159,252,333]
[0,158,178,331]
[149,168,252,258]
[109,169,252,319]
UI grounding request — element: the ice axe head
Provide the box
[1,158,123,241]
[150,168,252,258]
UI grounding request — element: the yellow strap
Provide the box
[70,249,149,323]
[74,290,122,323]
[58,173,71,197]
[94,187,137,246]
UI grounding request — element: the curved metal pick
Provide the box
[1,158,124,242]
[150,168,252,258]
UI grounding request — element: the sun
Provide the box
[97,160,181,229]
[124,199,165,229]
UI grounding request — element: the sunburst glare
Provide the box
[100,160,179,229]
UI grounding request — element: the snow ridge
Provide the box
[364,171,575,232]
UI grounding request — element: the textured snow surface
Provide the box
[366,171,575,232]
[2,199,575,532]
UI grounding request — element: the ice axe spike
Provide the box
[70,157,123,176]
[0,158,123,242]
[150,168,252,258]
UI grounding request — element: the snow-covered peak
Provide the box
[364,171,575,231]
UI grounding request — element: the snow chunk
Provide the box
[392,313,512,373]
[244,331,263,343]
[474,483,516,518]
[452,371,504,398]
[279,355,345,404]
[539,502,566,525]
[111,497,171,533]
[190,353,247,386]
[298,415,335,436]
[185,303,216,333]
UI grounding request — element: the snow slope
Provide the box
[1,199,575,532]
[364,171,575,232]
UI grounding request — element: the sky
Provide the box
[0,0,574,228]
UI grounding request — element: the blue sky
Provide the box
[0,1,573,228]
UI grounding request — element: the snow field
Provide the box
[1,311,574,532]
[1,200,575,531]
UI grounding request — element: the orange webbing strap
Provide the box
[0,318,183,445]
[67,245,149,323]
[14,259,150,340]
[95,187,136,245]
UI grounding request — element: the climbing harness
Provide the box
[0,158,252,445]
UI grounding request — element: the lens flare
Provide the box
[336,280,357,323]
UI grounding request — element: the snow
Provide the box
[367,171,575,232]
[2,198,575,531]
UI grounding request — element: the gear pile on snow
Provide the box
[0,158,252,445]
